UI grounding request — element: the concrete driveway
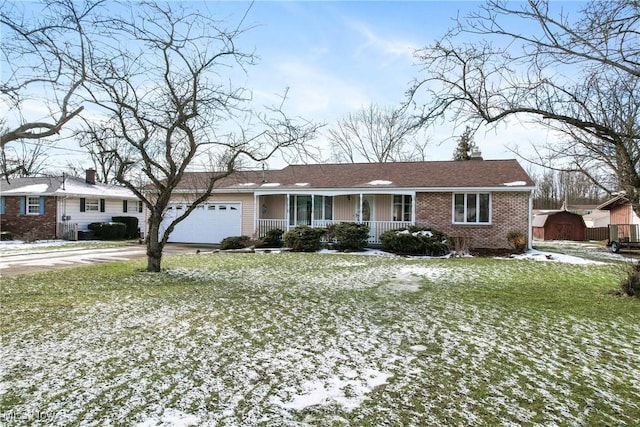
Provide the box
[0,243,210,277]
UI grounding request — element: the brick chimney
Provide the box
[470,148,483,160]
[85,168,96,184]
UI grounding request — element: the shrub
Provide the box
[506,229,527,253]
[88,222,127,240]
[262,228,284,247]
[333,222,370,251]
[284,225,325,252]
[380,226,449,256]
[621,262,640,298]
[112,216,139,239]
[220,235,250,250]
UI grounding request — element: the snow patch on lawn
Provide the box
[135,408,200,426]
[510,249,607,265]
[281,369,392,411]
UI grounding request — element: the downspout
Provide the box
[411,192,416,225]
[528,190,533,250]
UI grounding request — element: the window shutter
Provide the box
[39,197,45,215]
[100,199,105,212]
[20,197,26,215]
[0,196,5,215]
[80,198,86,212]
[123,200,128,213]
[138,201,143,213]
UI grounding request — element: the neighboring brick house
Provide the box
[159,158,535,249]
[0,170,145,240]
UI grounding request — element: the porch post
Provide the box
[528,190,533,250]
[285,193,290,231]
[311,194,315,227]
[253,193,258,237]
[359,193,363,223]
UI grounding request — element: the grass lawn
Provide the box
[1,251,639,426]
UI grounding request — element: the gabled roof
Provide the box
[532,210,586,227]
[0,176,139,199]
[173,159,535,192]
[597,194,629,211]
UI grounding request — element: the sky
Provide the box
[4,0,586,173]
[205,0,570,170]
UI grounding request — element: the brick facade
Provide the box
[0,196,58,240]
[416,191,530,249]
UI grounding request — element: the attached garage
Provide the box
[160,202,242,244]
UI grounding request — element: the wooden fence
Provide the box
[585,227,608,241]
[57,222,78,240]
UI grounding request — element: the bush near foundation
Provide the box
[261,228,284,247]
[506,229,527,253]
[284,225,325,252]
[220,235,251,250]
[111,216,139,239]
[88,222,127,240]
[380,226,449,256]
[333,222,370,251]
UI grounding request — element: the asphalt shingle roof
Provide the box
[175,159,534,191]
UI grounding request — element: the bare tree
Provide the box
[75,121,130,184]
[328,104,425,163]
[529,167,605,209]
[409,0,640,216]
[81,2,319,272]
[0,0,101,147]
[0,139,50,178]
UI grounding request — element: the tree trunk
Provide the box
[146,215,164,272]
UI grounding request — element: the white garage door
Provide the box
[160,202,242,244]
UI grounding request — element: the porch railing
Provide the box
[255,219,288,238]
[256,219,413,245]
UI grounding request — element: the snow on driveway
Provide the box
[0,246,146,273]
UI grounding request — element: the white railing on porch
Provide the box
[362,221,413,244]
[255,219,288,238]
[256,219,413,245]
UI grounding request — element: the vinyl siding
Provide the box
[204,193,255,237]
[59,197,146,232]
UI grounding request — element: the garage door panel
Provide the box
[160,202,242,244]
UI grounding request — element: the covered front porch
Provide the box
[254,191,415,244]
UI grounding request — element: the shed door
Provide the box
[160,202,242,244]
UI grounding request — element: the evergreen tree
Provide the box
[452,126,476,160]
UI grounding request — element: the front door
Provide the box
[359,195,375,222]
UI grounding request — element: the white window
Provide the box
[26,196,40,215]
[453,193,491,224]
[289,195,311,225]
[393,195,412,221]
[85,199,100,212]
[313,196,333,221]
